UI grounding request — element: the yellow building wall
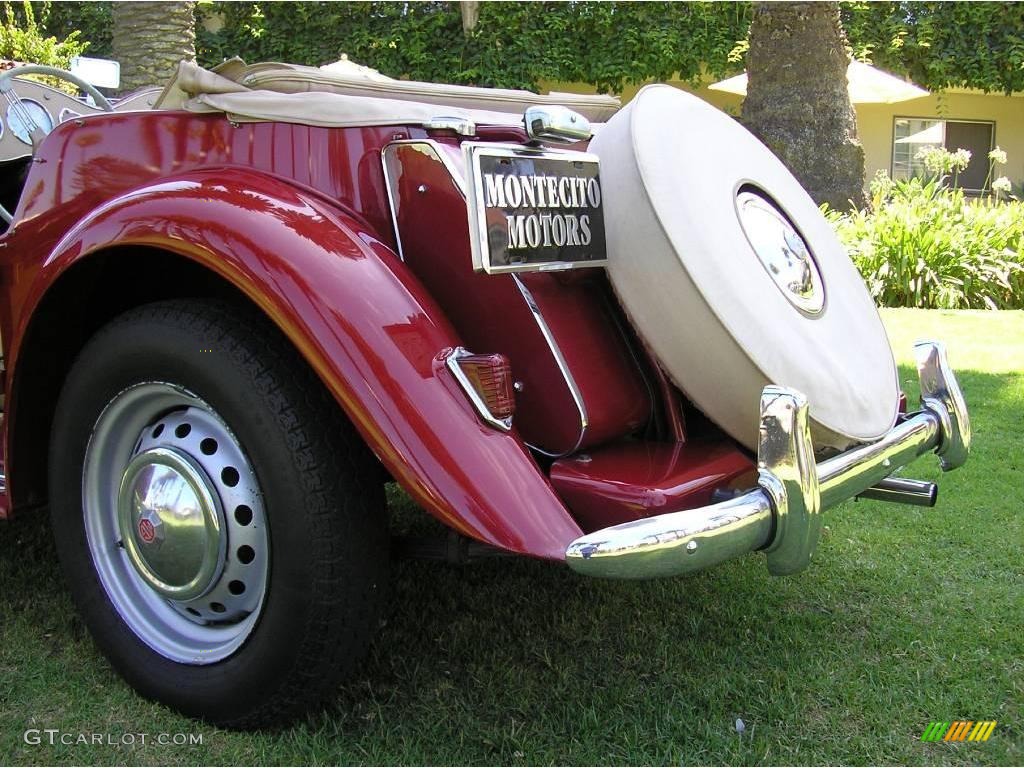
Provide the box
[855,92,1024,187]
[540,80,1024,187]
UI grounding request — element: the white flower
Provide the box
[988,146,1008,165]
[992,176,1012,194]
[951,148,972,172]
[916,145,953,174]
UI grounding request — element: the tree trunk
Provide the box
[741,2,866,211]
[460,1,480,36]
[111,1,196,93]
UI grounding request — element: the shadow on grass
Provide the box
[1,368,1019,764]
[0,488,823,764]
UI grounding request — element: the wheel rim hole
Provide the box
[210,602,226,614]
[200,438,218,455]
[151,424,165,438]
[234,504,253,526]
[174,423,192,439]
[186,607,201,617]
[237,545,255,565]
[221,466,240,487]
[228,580,246,595]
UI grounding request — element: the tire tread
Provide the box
[51,299,387,729]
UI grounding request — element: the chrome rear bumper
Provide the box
[565,341,971,578]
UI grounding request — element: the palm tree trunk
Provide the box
[741,2,866,211]
[460,1,481,36]
[111,1,196,94]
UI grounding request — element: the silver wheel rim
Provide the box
[83,382,269,664]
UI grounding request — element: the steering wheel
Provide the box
[0,65,113,225]
[0,64,113,146]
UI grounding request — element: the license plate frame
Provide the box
[464,143,608,275]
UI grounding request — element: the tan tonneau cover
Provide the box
[156,59,620,128]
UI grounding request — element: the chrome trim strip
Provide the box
[445,347,512,432]
[380,145,406,263]
[385,139,469,197]
[381,138,588,457]
[512,274,588,457]
[565,340,970,579]
[381,139,471,262]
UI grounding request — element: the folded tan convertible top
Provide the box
[157,58,620,128]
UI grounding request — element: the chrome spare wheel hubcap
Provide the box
[84,383,269,665]
[735,188,825,315]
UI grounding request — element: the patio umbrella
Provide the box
[708,60,928,104]
[894,122,943,144]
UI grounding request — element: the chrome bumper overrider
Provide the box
[565,341,971,579]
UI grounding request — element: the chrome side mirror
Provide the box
[524,105,591,144]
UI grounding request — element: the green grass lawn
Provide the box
[1,309,1021,766]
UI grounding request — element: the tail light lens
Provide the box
[446,348,515,430]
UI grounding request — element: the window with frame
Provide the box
[892,118,994,192]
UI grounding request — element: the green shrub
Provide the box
[0,1,86,69]
[828,168,1024,310]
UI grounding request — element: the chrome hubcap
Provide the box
[83,383,269,664]
[118,447,224,601]
[736,189,825,315]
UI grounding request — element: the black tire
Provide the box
[48,299,388,728]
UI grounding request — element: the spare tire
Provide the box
[591,84,898,452]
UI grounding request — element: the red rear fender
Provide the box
[16,168,582,557]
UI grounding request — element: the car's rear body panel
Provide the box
[6,161,587,556]
[1,109,683,552]
[382,139,652,456]
[0,103,970,572]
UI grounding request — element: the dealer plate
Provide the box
[464,143,607,274]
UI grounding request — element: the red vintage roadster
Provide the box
[0,59,970,727]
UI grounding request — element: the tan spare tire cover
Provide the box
[591,85,899,451]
